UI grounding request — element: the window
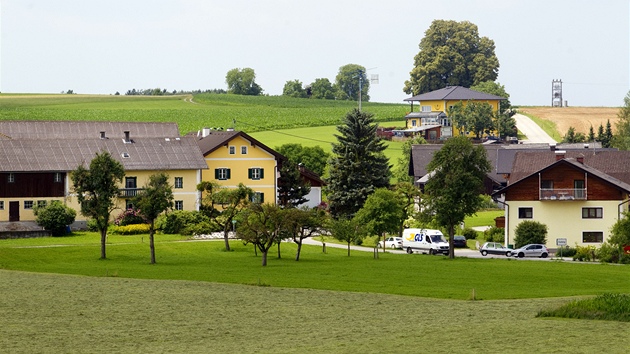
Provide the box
[174,200,183,210]
[0,201,4,210]
[54,173,63,183]
[8,173,15,183]
[229,146,236,155]
[583,231,603,243]
[582,207,603,219]
[421,105,431,112]
[541,180,553,189]
[248,168,264,180]
[125,177,137,189]
[241,146,248,154]
[574,180,585,199]
[215,168,231,180]
[411,120,417,127]
[125,200,134,210]
[251,192,264,204]
[518,207,533,219]
[174,177,183,189]
[24,201,34,209]
[37,200,47,208]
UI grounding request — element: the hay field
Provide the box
[520,106,619,135]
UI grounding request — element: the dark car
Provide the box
[453,235,467,248]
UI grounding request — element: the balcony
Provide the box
[119,188,144,198]
[540,188,586,201]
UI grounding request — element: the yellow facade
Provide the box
[406,98,501,138]
[505,200,624,249]
[202,135,278,205]
[0,170,202,223]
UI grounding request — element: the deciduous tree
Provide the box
[277,160,311,208]
[225,67,263,95]
[276,143,329,177]
[283,207,326,261]
[71,151,125,259]
[34,201,76,236]
[404,20,499,95]
[334,64,369,102]
[354,188,404,252]
[237,203,284,266]
[327,217,364,256]
[133,172,174,264]
[309,78,335,99]
[282,79,307,98]
[421,136,490,258]
[326,109,390,219]
[614,91,630,150]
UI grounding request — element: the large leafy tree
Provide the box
[309,78,335,99]
[71,151,125,259]
[614,91,630,149]
[404,20,499,95]
[334,64,370,102]
[277,160,311,208]
[470,81,512,114]
[275,143,329,177]
[133,172,174,264]
[282,79,307,98]
[354,188,404,252]
[326,109,390,219]
[225,67,263,95]
[465,101,495,139]
[422,136,490,258]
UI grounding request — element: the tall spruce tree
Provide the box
[326,108,390,219]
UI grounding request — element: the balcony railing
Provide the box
[119,188,144,198]
[540,188,586,201]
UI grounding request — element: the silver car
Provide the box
[479,242,512,257]
[511,244,549,258]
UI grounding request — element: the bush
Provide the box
[110,224,151,235]
[479,195,500,209]
[513,221,547,248]
[555,246,577,258]
[460,227,478,240]
[114,209,145,226]
[34,200,76,236]
[156,210,219,235]
[86,218,100,232]
[596,243,630,264]
[573,245,597,262]
[484,227,505,243]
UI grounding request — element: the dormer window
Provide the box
[122,152,130,158]
[7,173,15,183]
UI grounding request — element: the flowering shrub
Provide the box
[110,224,151,235]
[114,209,145,226]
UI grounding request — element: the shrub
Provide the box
[34,200,76,236]
[573,245,597,262]
[596,243,630,264]
[156,210,218,235]
[513,221,547,248]
[110,224,151,235]
[537,293,630,322]
[555,246,577,258]
[483,227,505,243]
[114,209,145,226]
[86,218,100,232]
[479,195,500,209]
[460,227,478,240]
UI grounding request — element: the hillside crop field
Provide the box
[0,93,408,135]
[520,106,619,136]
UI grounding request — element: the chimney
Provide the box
[202,127,211,137]
[100,131,106,139]
[577,154,584,164]
[555,150,566,161]
[124,131,131,143]
[549,143,556,151]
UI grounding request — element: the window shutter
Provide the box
[260,193,264,203]
[248,168,253,179]
[260,168,264,179]
[215,169,219,179]
[226,169,231,179]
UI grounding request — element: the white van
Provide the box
[401,228,449,255]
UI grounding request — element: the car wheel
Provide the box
[481,250,488,256]
[390,244,397,249]
[541,253,548,258]
[518,252,524,258]
[505,251,512,257]
[428,249,435,255]
[406,247,413,254]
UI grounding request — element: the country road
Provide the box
[513,113,557,144]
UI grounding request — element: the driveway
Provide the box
[513,113,557,144]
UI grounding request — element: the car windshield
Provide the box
[430,234,445,243]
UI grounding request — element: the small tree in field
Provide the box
[513,221,547,248]
[133,172,174,264]
[354,188,404,252]
[327,217,364,256]
[71,151,125,259]
[237,203,284,266]
[34,201,76,236]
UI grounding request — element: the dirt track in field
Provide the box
[519,107,619,135]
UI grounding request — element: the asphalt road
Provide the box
[513,113,557,144]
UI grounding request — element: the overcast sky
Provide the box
[1,0,629,106]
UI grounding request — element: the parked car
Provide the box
[453,235,467,248]
[378,237,403,249]
[479,242,512,257]
[511,244,549,258]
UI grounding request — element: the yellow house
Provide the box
[401,86,504,140]
[195,129,324,207]
[0,121,208,225]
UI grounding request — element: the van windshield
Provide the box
[429,234,445,243]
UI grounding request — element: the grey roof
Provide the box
[404,86,506,102]
[0,122,207,172]
[404,111,447,119]
[0,121,180,140]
